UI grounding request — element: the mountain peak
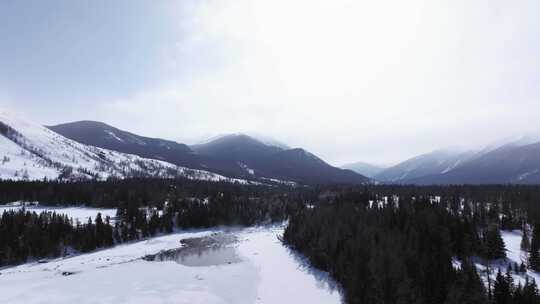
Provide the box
[196,133,289,150]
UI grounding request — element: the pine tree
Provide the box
[484,227,507,260]
[521,225,531,252]
[519,262,527,274]
[493,269,512,304]
[113,222,121,243]
[444,260,487,304]
[505,266,514,295]
[95,213,104,247]
[529,223,540,271]
[522,278,540,304]
[513,282,524,303]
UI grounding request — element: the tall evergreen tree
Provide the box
[484,226,507,260]
[493,269,512,304]
[529,223,540,271]
[521,225,531,252]
[445,260,487,304]
[522,278,540,304]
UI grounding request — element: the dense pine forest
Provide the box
[284,187,540,304]
[0,178,289,208]
[2,179,540,303]
[0,210,113,266]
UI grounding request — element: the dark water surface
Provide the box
[143,233,241,267]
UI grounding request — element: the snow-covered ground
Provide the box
[500,230,540,284]
[0,203,117,224]
[474,230,540,286]
[0,225,343,304]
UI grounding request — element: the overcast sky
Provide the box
[1,0,539,166]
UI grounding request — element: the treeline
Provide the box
[0,178,290,208]
[0,209,113,266]
[112,189,300,242]
[284,189,540,304]
[364,184,540,223]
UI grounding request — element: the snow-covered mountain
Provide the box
[196,133,289,150]
[374,149,476,183]
[0,110,255,184]
[375,137,540,184]
[48,121,200,169]
[51,123,369,185]
[409,142,540,184]
[191,134,369,184]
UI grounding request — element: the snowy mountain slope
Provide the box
[192,134,369,184]
[410,142,540,184]
[48,121,200,169]
[0,133,59,180]
[0,110,257,184]
[377,136,540,184]
[375,149,476,183]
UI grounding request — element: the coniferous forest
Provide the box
[1,179,540,303]
[285,187,540,304]
[0,178,300,266]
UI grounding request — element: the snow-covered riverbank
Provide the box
[0,225,342,304]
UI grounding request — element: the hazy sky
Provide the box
[1,0,539,166]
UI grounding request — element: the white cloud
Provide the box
[97,0,540,165]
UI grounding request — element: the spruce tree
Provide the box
[444,260,487,304]
[493,269,512,304]
[519,262,527,274]
[522,278,540,304]
[521,226,531,251]
[485,227,507,260]
[529,223,540,271]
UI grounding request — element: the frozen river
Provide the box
[0,225,343,304]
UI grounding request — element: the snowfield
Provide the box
[0,225,343,304]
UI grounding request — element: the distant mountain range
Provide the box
[48,121,369,185]
[341,162,387,178]
[5,111,540,185]
[363,136,540,184]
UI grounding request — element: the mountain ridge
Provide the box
[49,121,369,185]
[373,139,540,184]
